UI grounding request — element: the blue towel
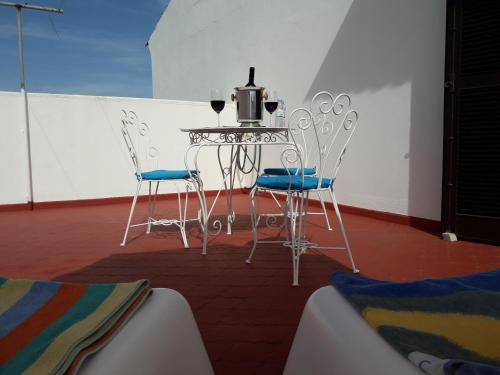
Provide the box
[331,269,500,375]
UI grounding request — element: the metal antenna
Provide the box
[0,2,63,210]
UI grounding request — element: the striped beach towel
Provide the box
[0,277,151,375]
[331,269,500,375]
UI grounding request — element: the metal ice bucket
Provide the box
[231,86,267,127]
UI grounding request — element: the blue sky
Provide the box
[0,0,169,98]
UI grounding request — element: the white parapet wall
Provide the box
[149,0,447,221]
[0,91,236,205]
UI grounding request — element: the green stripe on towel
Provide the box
[0,278,150,375]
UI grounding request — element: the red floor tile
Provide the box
[0,193,499,374]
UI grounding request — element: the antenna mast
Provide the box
[0,2,63,209]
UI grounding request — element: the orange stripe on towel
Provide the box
[0,283,87,364]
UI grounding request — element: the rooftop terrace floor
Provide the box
[1,193,499,374]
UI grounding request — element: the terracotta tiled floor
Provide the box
[1,194,499,374]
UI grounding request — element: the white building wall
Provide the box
[149,0,447,221]
[0,91,235,204]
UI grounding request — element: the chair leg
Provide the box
[121,180,142,246]
[292,245,300,286]
[246,187,259,264]
[185,184,191,244]
[177,183,189,248]
[283,192,293,242]
[290,191,301,286]
[329,189,359,274]
[287,192,297,247]
[302,191,311,241]
[195,178,209,256]
[316,190,332,231]
[147,181,159,234]
[197,207,203,231]
[269,190,283,209]
[146,182,152,234]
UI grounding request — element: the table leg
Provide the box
[218,145,237,235]
[185,145,209,255]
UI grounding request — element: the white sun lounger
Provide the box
[78,288,213,375]
[284,286,422,375]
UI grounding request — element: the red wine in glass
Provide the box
[264,101,278,114]
[210,89,224,127]
[265,90,278,126]
[211,100,225,113]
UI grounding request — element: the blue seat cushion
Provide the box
[256,175,333,191]
[263,167,316,176]
[137,170,196,180]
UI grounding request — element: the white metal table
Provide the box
[181,126,292,255]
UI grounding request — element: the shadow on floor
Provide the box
[53,243,351,374]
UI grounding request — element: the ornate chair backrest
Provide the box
[120,110,159,177]
[282,108,310,182]
[288,92,359,189]
[286,110,311,172]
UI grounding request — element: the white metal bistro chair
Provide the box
[246,92,359,286]
[261,98,336,231]
[120,110,200,248]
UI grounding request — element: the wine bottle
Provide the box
[245,67,256,87]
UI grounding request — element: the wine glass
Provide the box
[210,89,225,127]
[264,90,278,127]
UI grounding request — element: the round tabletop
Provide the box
[180,126,287,134]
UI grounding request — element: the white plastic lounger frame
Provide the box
[78,288,214,375]
[284,286,421,375]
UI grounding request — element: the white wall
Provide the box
[0,91,236,204]
[149,0,447,221]
[0,93,27,204]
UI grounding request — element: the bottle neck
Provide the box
[246,67,255,87]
